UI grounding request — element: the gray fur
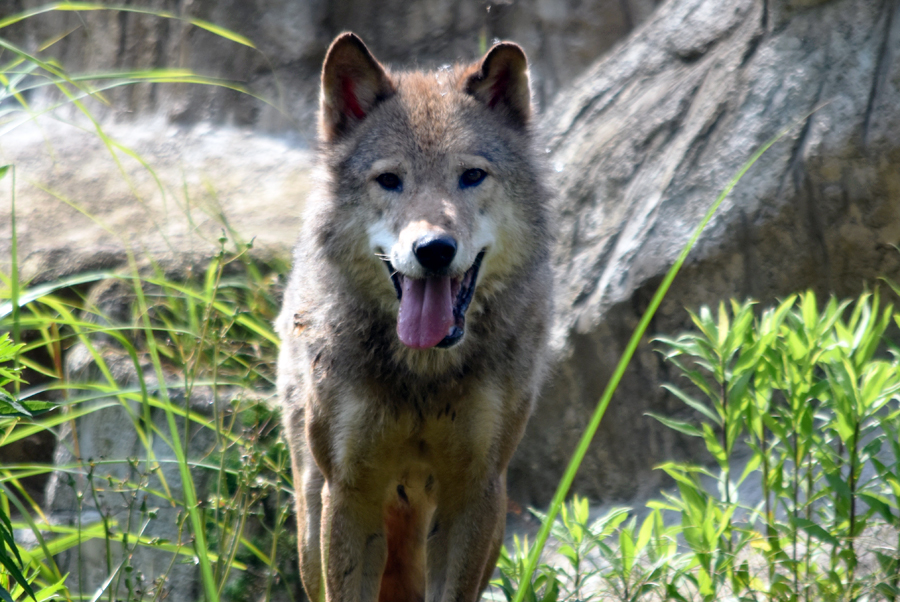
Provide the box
[277,33,552,602]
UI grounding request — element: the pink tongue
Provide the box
[397,275,454,349]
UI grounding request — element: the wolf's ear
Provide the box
[463,42,531,128]
[320,33,395,141]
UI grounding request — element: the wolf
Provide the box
[276,32,553,602]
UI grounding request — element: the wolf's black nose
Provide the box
[413,235,457,271]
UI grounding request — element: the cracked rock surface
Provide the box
[508,0,900,504]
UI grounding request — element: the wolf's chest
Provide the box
[327,380,504,482]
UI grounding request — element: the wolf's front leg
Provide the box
[297,462,325,601]
[426,473,506,602]
[321,483,388,602]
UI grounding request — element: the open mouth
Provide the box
[383,250,485,350]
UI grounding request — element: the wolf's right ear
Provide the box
[320,33,395,142]
[463,42,531,129]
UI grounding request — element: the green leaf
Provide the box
[726,369,753,409]
[636,512,654,554]
[0,165,9,181]
[33,575,68,602]
[737,453,761,486]
[661,384,721,424]
[557,544,578,565]
[572,495,589,525]
[0,392,56,417]
[0,270,118,319]
[680,368,717,401]
[887,474,900,501]
[0,390,32,417]
[0,508,22,566]
[716,301,729,348]
[620,525,635,577]
[858,492,896,524]
[701,423,727,467]
[0,551,36,601]
[824,471,852,514]
[801,290,818,332]
[538,575,559,602]
[645,412,702,437]
[588,507,629,538]
[732,341,763,376]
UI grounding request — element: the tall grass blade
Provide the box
[0,4,255,49]
[4,166,19,369]
[0,272,116,319]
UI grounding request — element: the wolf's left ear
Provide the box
[463,42,531,128]
[320,33,395,141]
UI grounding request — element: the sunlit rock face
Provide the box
[510,0,900,505]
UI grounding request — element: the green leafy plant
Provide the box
[652,290,900,600]
[497,289,900,601]
[2,240,295,602]
[1,334,39,602]
[0,5,300,601]
[494,497,684,602]
[491,534,562,602]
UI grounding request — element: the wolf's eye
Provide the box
[459,168,487,189]
[376,173,402,191]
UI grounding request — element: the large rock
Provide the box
[0,0,660,139]
[507,0,900,505]
[0,119,313,283]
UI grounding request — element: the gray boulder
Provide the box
[0,120,313,284]
[508,0,900,505]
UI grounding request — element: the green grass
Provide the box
[0,234,296,602]
[1,240,296,602]
[491,291,900,602]
[1,5,295,601]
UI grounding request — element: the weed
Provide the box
[497,291,900,601]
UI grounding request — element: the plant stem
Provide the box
[86,467,114,602]
[847,420,860,588]
[793,426,800,596]
[805,446,814,602]
[761,422,775,585]
[890,529,900,602]
[721,377,730,506]
[832,438,844,571]
[128,252,219,602]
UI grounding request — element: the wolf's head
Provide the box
[312,33,547,353]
